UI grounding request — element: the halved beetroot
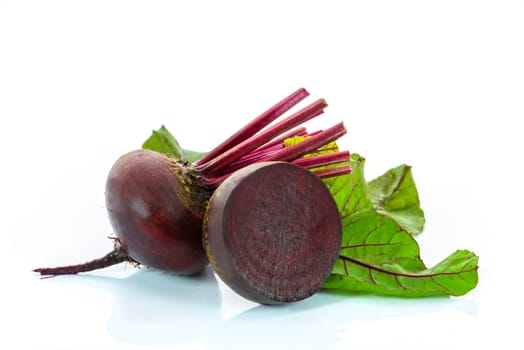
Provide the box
[203,161,342,304]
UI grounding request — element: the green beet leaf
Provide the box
[321,153,479,296]
[325,247,479,297]
[182,149,208,163]
[324,153,372,217]
[142,125,206,162]
[321,153,425,235]
[324,208,478,296]
[367,164,425,235]
[142,125,185,159]
[337,209,425,269]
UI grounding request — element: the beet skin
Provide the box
[106,149,209,275]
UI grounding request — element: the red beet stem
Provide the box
[314,165,352,179]
[237,143,284,162]
[254,126,308,151]
[260,122,347,164]
[196,88,309,166]
[200,173,231,187]
[198,98,328,177]
[207,126,333,178]
[33,246,132,276]
[222,128,309,173]
[221,144,284,174]
[292,151,350,169]
[307,129,323,137]
[201,123,347,188]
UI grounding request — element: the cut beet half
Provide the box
[203,161,342,304]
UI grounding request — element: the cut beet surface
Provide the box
[203,161,342,304]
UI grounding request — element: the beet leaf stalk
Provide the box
[33,88,351,277]
[196,88,310,165]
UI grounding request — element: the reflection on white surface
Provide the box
[104,268,222,346]
[15,266,478,350]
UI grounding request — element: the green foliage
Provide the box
[367,164,425,235]
[142,125,206,162]
[321,152,478,297]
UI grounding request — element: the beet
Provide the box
[204,162,342,304]
[34,149,211,276]
[105,149,210,274]
[34,88,350,277]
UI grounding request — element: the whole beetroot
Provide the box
[105,149,210,274]
[34,149,211,275]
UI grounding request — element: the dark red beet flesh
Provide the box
[105,149,209,275]
[203,162,342,304]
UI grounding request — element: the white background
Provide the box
[1,1,523,349]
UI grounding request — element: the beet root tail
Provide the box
[33,245,134,276]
